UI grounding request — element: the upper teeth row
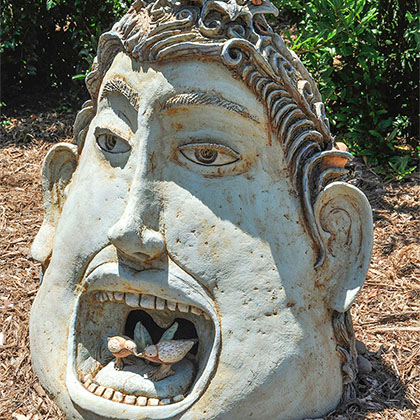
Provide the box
[94,291,210,319]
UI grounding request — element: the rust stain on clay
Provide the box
[172,122,183,130]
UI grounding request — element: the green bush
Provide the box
[1,0,127,102]
[275,0,419,178]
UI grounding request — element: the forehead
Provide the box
[100,52,266,121]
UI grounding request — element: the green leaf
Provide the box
[159,322,179,343]
[134,321,153,353]
[72,74,86,80]
[368,130,383,139]
[46,0,57,11]
[341,44,353,56]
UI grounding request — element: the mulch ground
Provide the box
[0,109,419,420]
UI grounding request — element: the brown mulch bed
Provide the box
[1,110,419,420]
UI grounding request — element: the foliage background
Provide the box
[275,0,419,178]
[1,0,419,177]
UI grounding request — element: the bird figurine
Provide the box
[136,339,197,381]
[107,336,137,370]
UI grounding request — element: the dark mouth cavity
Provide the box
[124,310,199,355]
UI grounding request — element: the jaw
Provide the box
[65,261,220,419]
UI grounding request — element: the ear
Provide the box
[314,182,373,312]
[31,143,78,266]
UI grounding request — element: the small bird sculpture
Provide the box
[107,336,137,370]
[137,339,197,381]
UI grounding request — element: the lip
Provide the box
[66,259,221,419]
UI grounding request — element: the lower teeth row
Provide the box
[81,375,185,406]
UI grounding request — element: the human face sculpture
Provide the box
[30,53,373,419]
[30,4,373,419]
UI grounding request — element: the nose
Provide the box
[108,187,165,262]
[108,220,165,261]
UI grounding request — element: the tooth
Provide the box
[98,292,107,303]
[140,294,156,309]
[155,297,165,310]
[106,292,114,301]
[88,383,98,393]
[84,378,92,389]
[124,395,136,405]
[94,386,105,397]
[191,306,209,319]
[114,292,124,301]
[177,303,189,313]
[160,398,171,405]
[148,398,159,406]
[190,306,201,316]
[81,373,91,383]
[167,300,177,311]
[173,394,184,402]
[112,391,124,403]
[103,388,114,400]
[126,293,140,307]
[136,396,147,406]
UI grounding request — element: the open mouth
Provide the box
[66,261,220,419]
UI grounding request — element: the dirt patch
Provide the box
[0,111,418,419]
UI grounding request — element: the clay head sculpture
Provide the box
[30,0,373,419]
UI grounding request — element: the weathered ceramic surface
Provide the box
[30,0,373,419]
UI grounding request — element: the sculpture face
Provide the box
[30,1,373,419]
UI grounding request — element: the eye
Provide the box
[178,143,240,166]
[95,129,131,154]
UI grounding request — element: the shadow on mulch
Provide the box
[348,163,420,216]
[0,91,84,150]
[327,351,415,419]
[371,195,420,222]
[347,161,420,257]
[0,111,74,150]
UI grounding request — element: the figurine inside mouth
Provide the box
[74,290,214,406]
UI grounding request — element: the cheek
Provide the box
[51,150,130,274]
[162,180,279,294]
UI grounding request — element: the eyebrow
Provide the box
[162,91,259,122]
[100,78,140,111]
